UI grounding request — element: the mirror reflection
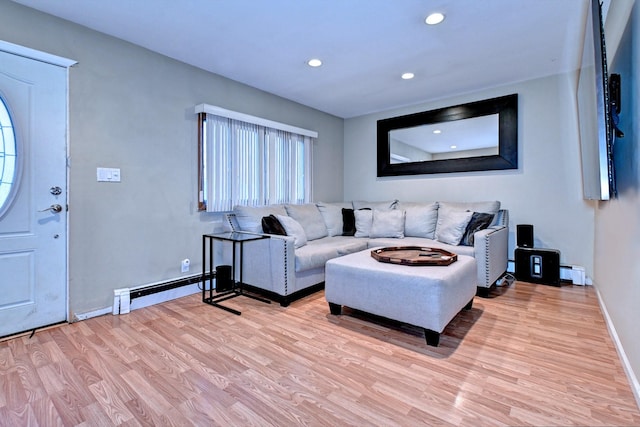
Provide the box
[377,93,518,176]
[389,114,499,163]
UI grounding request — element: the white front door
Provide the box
[0,48,70,337]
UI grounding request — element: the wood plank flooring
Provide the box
[1,281,639,426]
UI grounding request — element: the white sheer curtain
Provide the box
[266,128,312,205]
[204,113,313,212]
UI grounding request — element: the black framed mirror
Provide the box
[377,94,518,177]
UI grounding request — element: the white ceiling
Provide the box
[12,0,589,118]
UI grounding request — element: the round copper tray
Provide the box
[371,246,458,266]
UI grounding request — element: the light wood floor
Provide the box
[1,282,639,426]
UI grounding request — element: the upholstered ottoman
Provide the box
[325,248,477,346]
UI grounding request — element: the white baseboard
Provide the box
[73,306,113,321]
[595,286,640,409]
[77,283,202,320]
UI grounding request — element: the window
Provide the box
[0,97,17,217]
[196,105,316,212]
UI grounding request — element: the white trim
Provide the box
[65,66,72,324]
[85,283,202,318]
[0,40,77,68]
[195,103,318,138]
[73,306,112,322]
[595,286,640,409]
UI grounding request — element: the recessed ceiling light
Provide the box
[425,12,445,25]
[307,58,322,67]
[433,129,442,134]
[450,145,457,149]
[401,72,415,80]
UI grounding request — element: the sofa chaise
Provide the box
[224,200,509,306]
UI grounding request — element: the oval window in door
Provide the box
[0,97,18,218]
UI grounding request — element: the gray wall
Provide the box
[344,74,596,275]
[0,1,344,315]
[595,0,640,403]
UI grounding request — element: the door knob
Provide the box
[39,204,63,213]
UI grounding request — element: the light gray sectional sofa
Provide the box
[226,200,509,306]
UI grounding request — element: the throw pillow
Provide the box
[261,214,287,235]
[276,215,308,248]
[233,205,287,233]
[400,202,438,239]
[370,209,406,238]
[354,208,373,238]
[285,204,328,241]
[317,202,351,236]
[435,210,474,245]
[460,212,495,246]
[342,208,356,236]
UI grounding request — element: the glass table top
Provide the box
[203,231,269,242]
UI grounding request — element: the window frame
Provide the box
[196,105,317,212]
[0,96,19,218]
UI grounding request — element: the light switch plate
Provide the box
[97,167,121,182]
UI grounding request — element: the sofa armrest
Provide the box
[492,209,509,228]
[473,225,508,287]
[240,233,296,296]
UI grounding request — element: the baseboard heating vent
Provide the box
[112,288,131,315]
[129,273,212,300]
[113,272,213,315]
[507,261,587,285]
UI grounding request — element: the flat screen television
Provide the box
[577,0,616,200]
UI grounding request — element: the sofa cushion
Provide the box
[399,202,438,239]
[277,214,308,248]
[285,204,328,241]
[293,236,366,272]
[370,209,406,238]
[261,214,287,235]
[234,205,287,233]
[342,208,356,236]
[335,239,369,256]
[435,209,474,245]
[317,202,352,237]
[354,209,373,238]
[294,245,337,272]
[460,212,495,246]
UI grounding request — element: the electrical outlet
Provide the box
[181,258,190,273]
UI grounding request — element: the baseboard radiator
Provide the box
[112,272,213,315]
[507,261,588,285]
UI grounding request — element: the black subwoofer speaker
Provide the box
[517,224,534,248]
[515,248,560,286]
[215,265,233,292]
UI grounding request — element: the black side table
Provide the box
[202,232,271,315]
